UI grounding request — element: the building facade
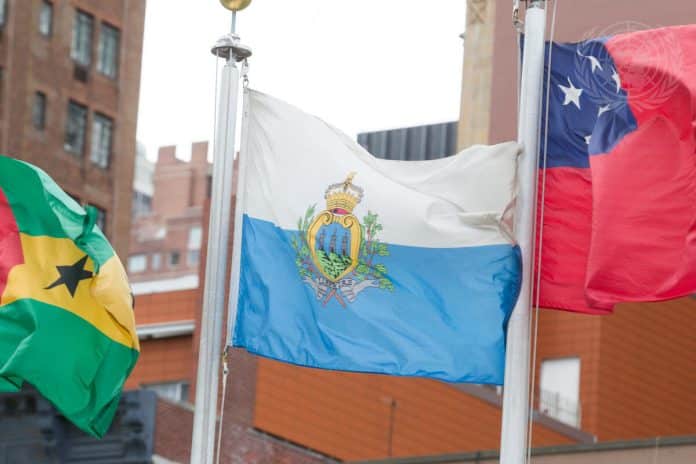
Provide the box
[453,0,696,453]
[0,0,146,258]
[200,11,696,455]
[357,121,458,161]
[121,2,696,462]
[128,142,209,284]
[125,142,211,405]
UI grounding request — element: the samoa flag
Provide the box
[536,25,696,314]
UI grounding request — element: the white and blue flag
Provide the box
[231,90,521,384]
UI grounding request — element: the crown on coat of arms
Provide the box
[324,172,363,213]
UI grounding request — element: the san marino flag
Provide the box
[231,90,522,384]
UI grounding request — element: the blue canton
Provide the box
[539,38,638,168]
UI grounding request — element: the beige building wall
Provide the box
[457,0,497,149]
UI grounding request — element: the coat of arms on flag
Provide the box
[290,173,394,307]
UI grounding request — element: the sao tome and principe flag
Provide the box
[231,90,522,385]
[0,155,139,437]
[536,25,696,313]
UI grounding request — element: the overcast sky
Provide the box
[136,1,467,160]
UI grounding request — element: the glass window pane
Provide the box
[540,357,581,427]
[90,113,113,168]
[32,92,46,130]
[64,101,87,155]
[151,253,161,270]
[128,254,147,273]
[145,382,189,403]
[39,1,52,36]
[97,23,119,78]
[188,226,202,250]
[0,0,7,26]
[71,11,93,66]
[169,251,180,267]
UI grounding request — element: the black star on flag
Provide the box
[45,255,94,297]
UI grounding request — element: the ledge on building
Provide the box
[131,274,199,296]
[137,320,195,340]
[351,435,696,464]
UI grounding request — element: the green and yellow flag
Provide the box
[0,155,139,437]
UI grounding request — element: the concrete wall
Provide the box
[354,437,696,464]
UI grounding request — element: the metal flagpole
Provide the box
[500,1,547,464]
[191,1,252,463]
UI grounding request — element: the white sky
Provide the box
[136,1,467,161]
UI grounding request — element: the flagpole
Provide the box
[191,2,252,463]
[500,2,546,464]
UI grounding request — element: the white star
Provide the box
[577,49,604,73]
[598,104,611,117]
[611,68,622,92]
[558,77,583,109]
[587,55,603,73]
[584,134,592,145]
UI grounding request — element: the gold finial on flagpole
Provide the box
[219,0,252,12]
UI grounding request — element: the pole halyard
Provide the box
[500,1,547,463]
[190,7,252,463]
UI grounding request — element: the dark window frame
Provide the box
[97,22,120,79]
[32,91,47,130]
[0,0,8,27]
[71,10,94,67]
[169,251,181,267]
[64,100,88,156]
[90,112,114,169]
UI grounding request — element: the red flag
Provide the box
[536,25,696,313]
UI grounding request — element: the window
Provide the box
[97,23,119,78]
[187,226,202,266]
[132,191,152,217]
[64,101,87,155]
[32,92,46,130]
[144,381,190,403]
[71,10,93,67]
[539,357,581,427]
[0,0,7,27]
[188,226,202,250]
[39,1,52,36]
[128,254,147,274]
[151,253,162,271]
[169,251,180,267]
[90,113,113,168]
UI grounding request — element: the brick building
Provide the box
[128,141,209,283]
[0,0,146,258]
[137,162,695,463]
[125,142,211,404]
[132,2,696,462]
[194,0,696,455]
[129,158,340,463]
